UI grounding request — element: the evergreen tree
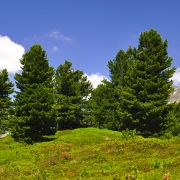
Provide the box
[108,47,136,87]
[54,60,92,129]
[85,48,136,131]
[164,101,180,137]
[121,29,176,136]
[85,80,122,130]
[11,45,56,143]
[0,69,14,135]
[107,47,137,129]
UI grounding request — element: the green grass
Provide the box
[0,127,180,179]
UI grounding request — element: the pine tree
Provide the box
[165,102,180,137]
[0,69,14,135]
[85,80,122,130]
[11,45,56,143]
[54,60,92,129]
[104,47,136,130]
[121,29,176,136]
[108,47,136,87]
[85,48,136,131]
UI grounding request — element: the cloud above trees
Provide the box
[0,35,179,87]
[171,68,180,86]
[0,35,25,73]
[44,30,71,41]
[85,73,109,89]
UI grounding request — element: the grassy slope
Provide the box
[0,128,180,180]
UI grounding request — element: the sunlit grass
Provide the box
[0,127,180,179]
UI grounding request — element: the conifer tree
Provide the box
[54,60,92,129]
[165,102,180,136]
[103,47,136,130]
[85,80,122,130]
[121,29,176,136]
[106,29,176,136]
[108,47,136,87]
[0,69,14,135]
[11,45,56,143]
[85,48,136,131]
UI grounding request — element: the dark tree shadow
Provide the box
[39,136,57,142]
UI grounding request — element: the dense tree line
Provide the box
[1,29,180,143]
[87,29,177,137]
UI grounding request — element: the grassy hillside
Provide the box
[0,128,180,179]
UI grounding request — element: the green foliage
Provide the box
[86,48,137,131]
[11,45,57,143]
[1,128,180,179]
[107,29,176,137]
[0,30,179,178]
[85,81,122,130]
[122,129,136,140]
[164,102,180,137]
[85,78,126,131]
[108,47,136,87]
[153,159,161,169]
[0,69,14,135]
[54,60,92,130]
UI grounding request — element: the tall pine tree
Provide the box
[105,47,136,130]
[54,60,92,129]
[85,47,136,131]
[0,69,14,135]
[121,29,176,136]
[11,45,56,143]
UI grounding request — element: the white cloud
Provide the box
[85,69,180,90]
[0,35,25,73]
[172,68,180,86]
[45,30,71,41]
[52,46,58,51]
[85,73,109,89]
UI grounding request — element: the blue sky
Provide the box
[0,0,180,87]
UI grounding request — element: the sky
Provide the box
[0,0,180,88]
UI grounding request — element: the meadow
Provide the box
[0,128,180,179]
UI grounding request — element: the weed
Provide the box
[163,172,171,180]
[80,167,89,178]
[153,159,161,169]
[41,170,51,180]
[132,165,138,178]
[122,129,136,140]
[61,151,71,160]
[125,174,136,179]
